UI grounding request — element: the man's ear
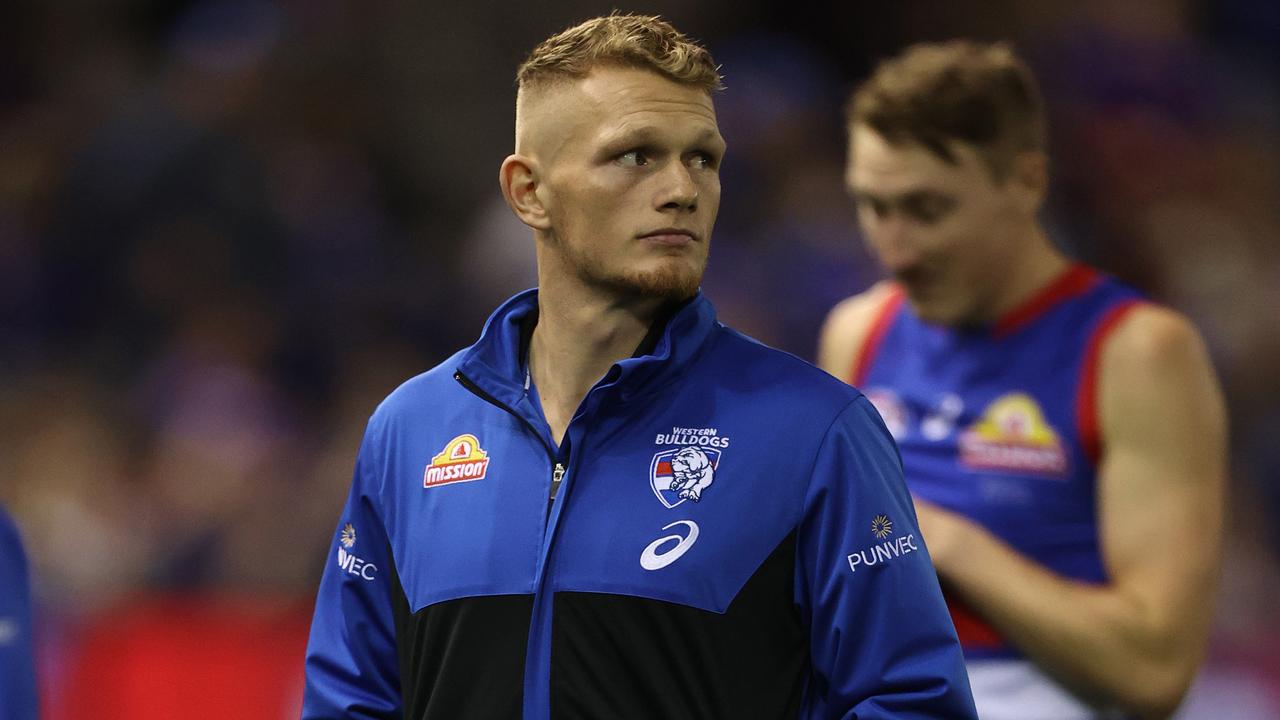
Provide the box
[1011,150,1049,213]
[500,154,552,230]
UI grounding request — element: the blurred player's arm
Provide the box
[817,282,897,381]
[918,305,1226,719]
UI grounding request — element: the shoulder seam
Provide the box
[796,393,872,524]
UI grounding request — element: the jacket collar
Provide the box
[455,288,719,408]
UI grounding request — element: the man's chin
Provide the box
[909,296,986,329]
[904,291,960,327]
[611,263,703,301]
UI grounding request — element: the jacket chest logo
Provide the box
[424,434,491,488]
[650,426,729,507]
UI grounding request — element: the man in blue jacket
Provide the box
[303,14,976,720]
[0,505,38,720]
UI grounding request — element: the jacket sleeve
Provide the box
[796,395,977,719]
[0,507,39,720]
[303,432,403,719]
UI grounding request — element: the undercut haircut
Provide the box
[516,13,723,95]
[848,40,1046,180]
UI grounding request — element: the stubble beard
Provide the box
[607,260,704,301]
[562,238,707,302]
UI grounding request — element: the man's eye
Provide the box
[902,194,955,224]
[856,196,890,219]
[618,150,649,167]
[689,152,716,170]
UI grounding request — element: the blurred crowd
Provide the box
[1,0,1277,715]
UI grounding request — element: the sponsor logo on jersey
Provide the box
[640,520,699,571]
[871,514,893,539]
[651,446,720,508]
[958,393,1067,476]
[336,546,377,581]
[424,433,491,488]
[921,393,964,441]
[865,388,909,439]
[848,514,919,573]
[334,524,377,580]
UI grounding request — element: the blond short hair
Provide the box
[848,40,1045,179]
[517,13,722,94]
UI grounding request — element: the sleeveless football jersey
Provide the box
[850,264,1144,719]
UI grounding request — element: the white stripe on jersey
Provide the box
[966,659,1126,720]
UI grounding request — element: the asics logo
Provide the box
[640,520,699,571]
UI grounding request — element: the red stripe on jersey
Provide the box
[849,287,906,387]
[1077,299,1145,467]
[992,264,1101,339]
[947,596,1006,650]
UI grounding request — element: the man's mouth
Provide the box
[639,228,699,246]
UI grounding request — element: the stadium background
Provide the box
[1,0,1277,716]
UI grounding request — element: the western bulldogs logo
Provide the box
[650,446,719,508]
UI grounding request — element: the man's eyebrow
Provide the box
[849,188,887,203]
[850,187,948,203]
[598,124,725,149]
[689,126,726,147]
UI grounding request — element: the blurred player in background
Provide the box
[0,505,38,720]
[819,41,1227,719]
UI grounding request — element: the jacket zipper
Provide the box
[457,368,573,720]
[454,370,556,460]
[550,463,565,500]
[454,369,569,515]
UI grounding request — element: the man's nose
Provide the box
[657,161,698,212]
[867,216,921,273]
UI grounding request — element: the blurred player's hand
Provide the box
[911,498,981,575]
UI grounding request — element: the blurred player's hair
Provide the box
[848,40,1045,180]
[517,13,722,94]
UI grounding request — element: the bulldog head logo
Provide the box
[650,446,720,508]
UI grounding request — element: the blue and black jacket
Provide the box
[303,289,976,719]
[0,506,38,720]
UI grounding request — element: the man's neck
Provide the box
[529,279,672,447]
[978,226,1072,326]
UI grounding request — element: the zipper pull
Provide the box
[550,463,566,501]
